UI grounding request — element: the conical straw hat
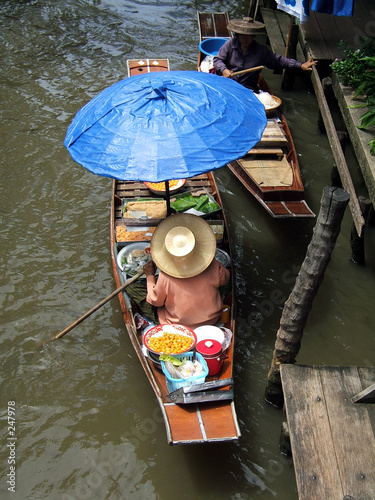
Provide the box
[227,17,266,36]
[151,213,216,278]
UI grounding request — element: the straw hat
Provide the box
[227,17,266,36]
[150,213,216,278]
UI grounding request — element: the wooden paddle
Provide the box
[229,65,264,77]
[39,269,144,347]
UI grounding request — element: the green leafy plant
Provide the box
[331,38,375,155]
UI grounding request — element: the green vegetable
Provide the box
[159,354,186,366]
[170,194,219,213]
[195,196,209,211]
[170,197,197,212]
[201,201,219,213]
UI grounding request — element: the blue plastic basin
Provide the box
[199,37,228,57]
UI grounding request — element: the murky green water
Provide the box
[1,1,374,499]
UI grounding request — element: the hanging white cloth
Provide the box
[276,0,309,23]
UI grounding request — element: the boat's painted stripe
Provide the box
[231,401,242,437]
[196,405,208,441]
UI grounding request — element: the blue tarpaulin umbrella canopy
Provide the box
[64,70,267,182]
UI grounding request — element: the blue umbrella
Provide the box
[64,71,267,182]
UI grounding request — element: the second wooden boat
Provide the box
[197,11,315,219]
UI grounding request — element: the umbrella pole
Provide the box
[165,181,171,215]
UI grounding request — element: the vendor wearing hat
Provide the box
[143,214,230,330]
[213,17,316,91]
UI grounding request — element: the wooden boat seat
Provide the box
[247,147,284,159]
[256,120,288,148]
[127,59,170,76]
[238,155,293,186]
[198,11,230,39]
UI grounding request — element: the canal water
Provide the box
[1,1,374,499]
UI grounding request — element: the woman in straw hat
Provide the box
[213,17,316,91]
[143,214,230,330]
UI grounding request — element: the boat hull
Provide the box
[110,174,241,444]
[197,11,315,219]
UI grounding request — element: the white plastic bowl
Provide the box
[116,242,151,271]
[194,325,225,345]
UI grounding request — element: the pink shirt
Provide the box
[146,259,230,330]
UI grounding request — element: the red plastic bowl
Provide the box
[144,179,186,196]
[143,324,197,355]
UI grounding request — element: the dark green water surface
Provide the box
[1,1,374,499]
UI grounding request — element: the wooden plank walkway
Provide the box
[280,364,375,500]
[260,2,375,236]
[297,0,375,230]
[298,0,374,60]
[260,7,305,61]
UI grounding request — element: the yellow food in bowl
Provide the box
[148,333,193,354]
[146,180,180,191]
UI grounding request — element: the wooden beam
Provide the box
[352,382,375,404]
[310,64,365,237]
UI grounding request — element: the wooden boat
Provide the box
[109,58,240,445]
[197,11,315,219]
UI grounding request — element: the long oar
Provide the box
[39,269,144,347]
[230,65,264,78]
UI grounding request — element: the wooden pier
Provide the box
[280,364,375,500]
[260,1,375,238]
[259,6,375,497]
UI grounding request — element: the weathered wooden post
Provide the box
[265,186,350,407]
[281,17,299,91]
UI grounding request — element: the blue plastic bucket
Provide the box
[199,37,228,57]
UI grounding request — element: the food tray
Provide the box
[161,351,209,393]
[115,221,156,245]
[121,197,167,223]
[170,188,220,218]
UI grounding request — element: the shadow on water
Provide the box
[1,1,374,499]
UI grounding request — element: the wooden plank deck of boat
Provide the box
[112,173,241,444]
[127,58,170,75]
[227,114,315,218]
[145,330,240,444]
[280,364,375,500]
[197,11,230,40]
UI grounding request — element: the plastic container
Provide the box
[161,351,208,393]
[194,325,225,345]
[220,306,230,324]
[199,37,228,57]
[144,179,186,196]
[207,220,224,244]
[215,248,231,268]
[196,339,223,376]
[170,187,221,218]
